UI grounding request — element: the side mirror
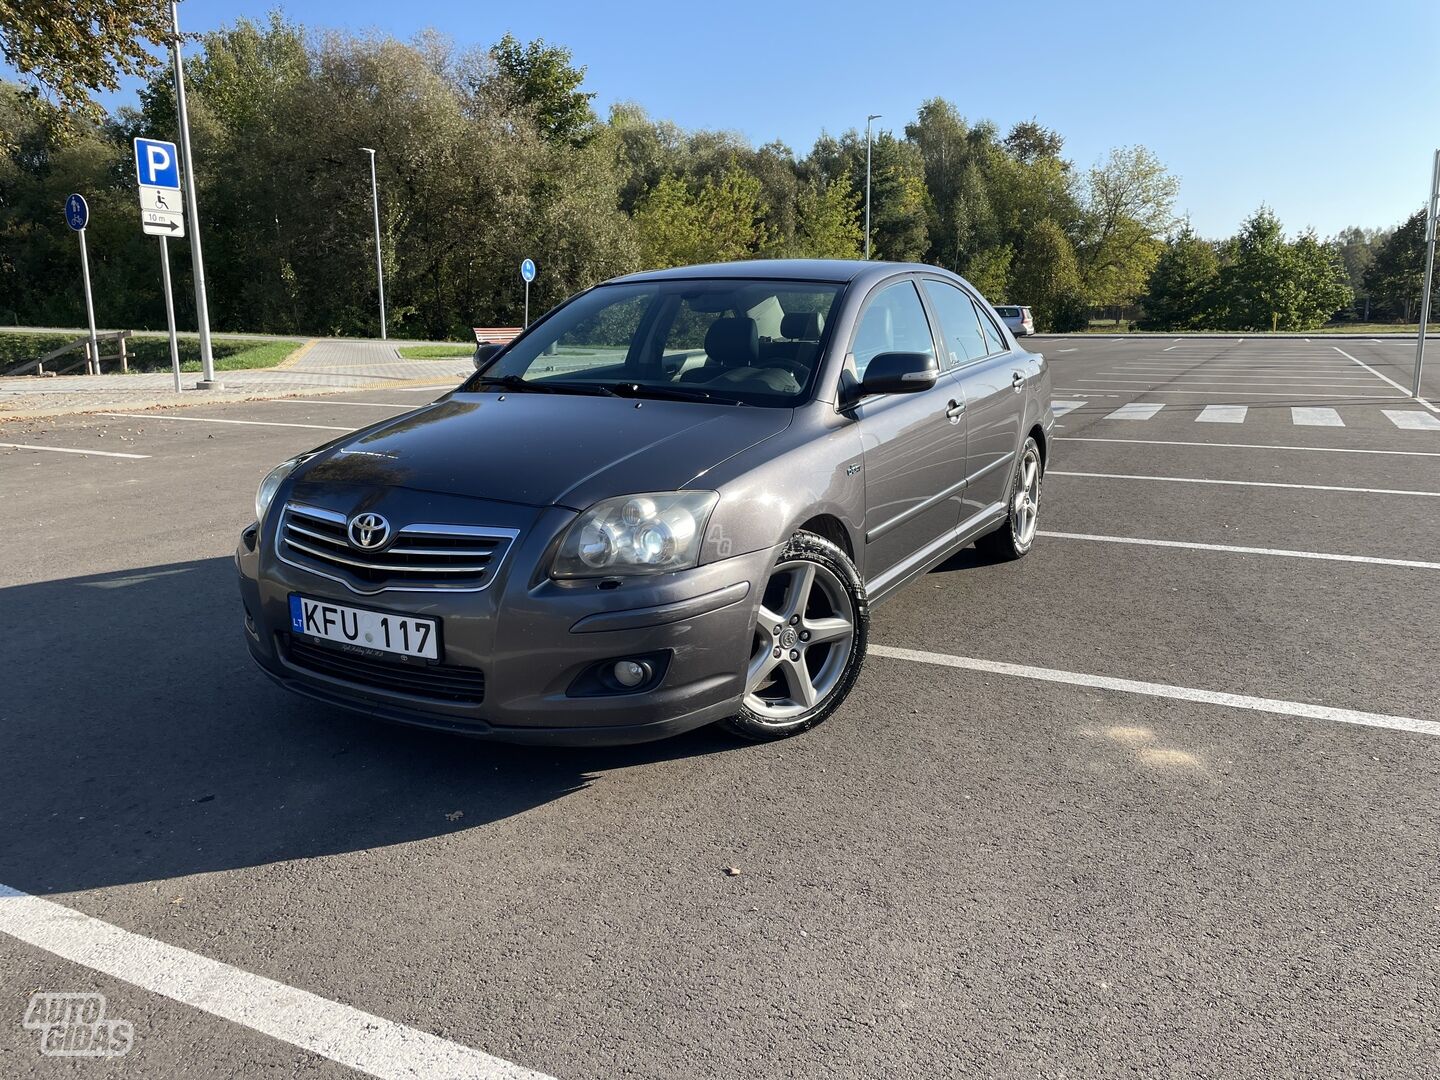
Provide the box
[854,351,939,398]
[473,342,504,370]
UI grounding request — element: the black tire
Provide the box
[721,530,869,742]
[976,435,1044,561]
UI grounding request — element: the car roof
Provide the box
[605,259,947,288]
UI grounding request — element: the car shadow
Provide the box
[929,544,1011,573]
[0,558,736,895]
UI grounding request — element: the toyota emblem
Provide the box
[347,512,391,550]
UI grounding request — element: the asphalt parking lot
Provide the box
[2,337,1438,1078]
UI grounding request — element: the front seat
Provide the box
[679,317,759,383]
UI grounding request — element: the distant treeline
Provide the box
[0,17,1430,336]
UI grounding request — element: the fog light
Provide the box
[613,660,651,688]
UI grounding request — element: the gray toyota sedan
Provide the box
[237,260,1053,744]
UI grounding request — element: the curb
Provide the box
[0,374,462,424]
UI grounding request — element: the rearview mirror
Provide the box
[473,342,504,370]
[854,351,938,398]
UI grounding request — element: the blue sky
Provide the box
[24,0,1440,237]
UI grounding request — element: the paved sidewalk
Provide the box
[0,338,473,420]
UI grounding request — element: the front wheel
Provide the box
[721,531,869,742]
[976,435,1043,560]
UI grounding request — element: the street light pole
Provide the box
[1412,148,1439,399]
[361,147,387,340]
[865,114,881,260]
[169,0,220,389]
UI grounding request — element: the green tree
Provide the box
[694,160,772,262]
[1009,218,1085,331]
[488,33,595,145]
[1332,224,1389,319]
[0,0,170,142]
[1077,145,1178,314]
[789,177,861,259]
[965,245,1013,300]
[633,174,702,267]
[1138,226,1219,329]
[1364,210,1433,321]
[1216,208,1352,330]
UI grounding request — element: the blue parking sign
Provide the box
[134,138,181,189]
[520,258,536,283]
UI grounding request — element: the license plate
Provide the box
[289,594,439,661]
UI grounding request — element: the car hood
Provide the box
[299,392,793,509]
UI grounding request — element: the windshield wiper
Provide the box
[604,382,748,406]
[477,375,617,397]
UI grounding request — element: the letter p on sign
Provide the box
[133,138,180,189]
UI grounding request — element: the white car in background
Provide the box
[994,305,1034,337]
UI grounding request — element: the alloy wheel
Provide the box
[744,559,857,722]
[1013,444,1042,548]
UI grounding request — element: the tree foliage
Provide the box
[1364,211,1435,321]
[0,0,171,143]
[1138,226,1219,330]
[0,16,1405,337]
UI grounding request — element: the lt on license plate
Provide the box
[289,594,439,660]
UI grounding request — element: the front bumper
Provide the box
[236,498,775,745]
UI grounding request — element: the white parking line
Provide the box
[1039,530,1440,571]
[1058,436,1440,458]
[1052,400,1086,417]
[1384,410,1440,431]
[1163,345,1178,351]
[1051,470,1440,498]
[0,441,150,459]
[1291,407,1345,427]
[0,884,552,1080]
[872,647,1440,738]
[1105,403,1165,420]
[1334,346,1439,412]
[100,413,351,432]
[1057,348,1078,353]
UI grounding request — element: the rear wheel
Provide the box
[722,531,868,742]
[977,435,1043,560]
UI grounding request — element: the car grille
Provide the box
[281,635,486,705]
[279,503,517,593]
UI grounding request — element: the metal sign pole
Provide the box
[1413,148,1440,399]
[362,148,386,340]
[76,228,100,375]
[159,236,182,393]
[170,0,219,389]
[520,258,535,328]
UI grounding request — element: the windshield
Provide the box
[995,306,1020,318]
[467,279,844,407]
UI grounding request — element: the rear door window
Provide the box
[977,305,1008,354]
[922,280,990,367]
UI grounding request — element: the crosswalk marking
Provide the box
[1384,410,1440,431]
[1105,403,1165,420]
[1196,405,1247,423]
[1082,402,1440,430]
[1291,407,1345,427]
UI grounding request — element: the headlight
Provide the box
[552,491,719,578]
[254,455,309,524]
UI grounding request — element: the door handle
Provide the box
[1011,370,1026,391]
[945,399,965,423]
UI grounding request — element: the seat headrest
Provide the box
[781,312,824,340]
[704,317,759,368]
